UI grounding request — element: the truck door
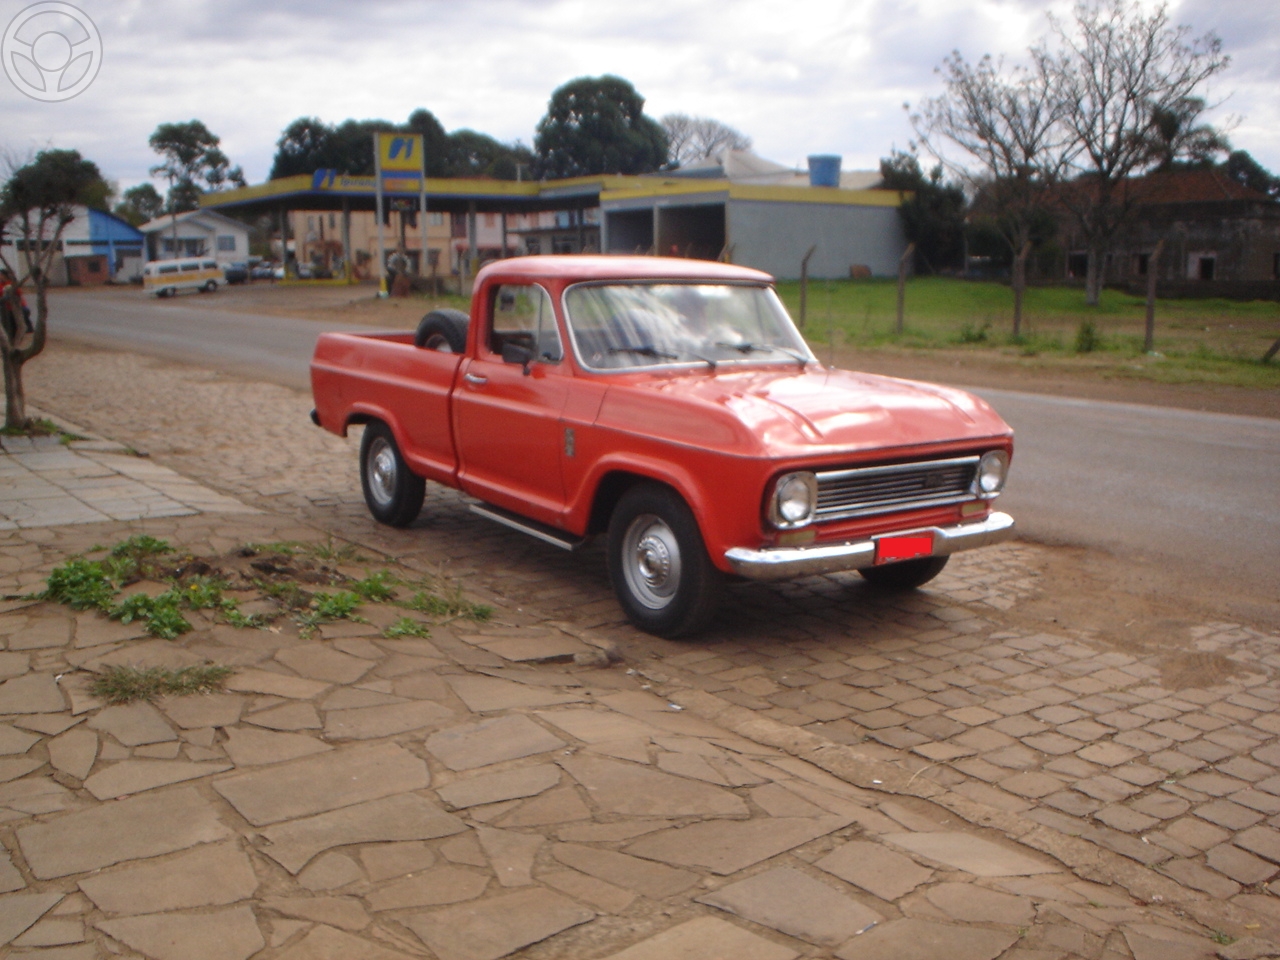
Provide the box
[453,283,571,525]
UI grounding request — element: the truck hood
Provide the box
[598,366,1011,457]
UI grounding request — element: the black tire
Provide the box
[359,422,425,527]
[415,308,469,352]
[201,280,217,293]
[858,555,949,590]
[607,483,723,638]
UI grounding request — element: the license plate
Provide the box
[874,533,934,565]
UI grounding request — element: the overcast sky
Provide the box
[3,0,1276,195]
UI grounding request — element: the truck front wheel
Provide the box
[360,422,425,527]
[607,483,723,638]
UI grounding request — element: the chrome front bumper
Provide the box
[724,511,1016,581]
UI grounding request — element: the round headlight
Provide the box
[770,472,816,528]
[976,451,1009,496]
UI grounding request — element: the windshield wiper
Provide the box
[714,342,809,367]
[608,345,678,360]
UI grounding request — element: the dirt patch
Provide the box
[1157,651,1248,690]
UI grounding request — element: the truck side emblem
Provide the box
[564,427,575,458]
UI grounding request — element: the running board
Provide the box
[469,504,586,552]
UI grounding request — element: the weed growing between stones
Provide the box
[90,665,234,704]
[402,585,492,622]
[296,590,365,637]
[384,616,431,639]
[36,535,491,641]
[351,570,397,602]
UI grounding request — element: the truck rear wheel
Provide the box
[607,483,723,638]
[858,555,949,590]
[359,422,425,527]
[415,309,469,353]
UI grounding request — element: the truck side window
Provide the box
[491,284,562,363]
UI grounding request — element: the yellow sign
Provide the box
[376,133,424,173]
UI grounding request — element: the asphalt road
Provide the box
[45,288,1280,612]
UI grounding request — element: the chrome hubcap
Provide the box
[367,437,397,506]
[622,513,681,610]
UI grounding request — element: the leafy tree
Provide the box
[406,109,454,178]
[0,150,109,429]
[446,130,535,180]
[113,183,164,225]
[877,151,966,276]
[1147,98,1229,172]
[914,47,1075,331]
[148,120,245,213]
[1048,0,1230,304]
[661,113,752,167]
[534,76,668,178]
[1224,150,1280,200]
[270,117,398,179]
[269,110,531,180]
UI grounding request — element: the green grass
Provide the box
[90,665,234,704]
[776,276,1280,388]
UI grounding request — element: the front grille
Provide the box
[814,455,978,522]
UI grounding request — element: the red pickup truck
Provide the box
[311,256,1014,637]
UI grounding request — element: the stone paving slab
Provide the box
[0,432,253,528]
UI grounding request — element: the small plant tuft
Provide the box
[308,538,366,564]
[111,590,191,640]
[384,616,431,639]
[351,570,397,602]
[43,558,115,610]
[957,320,990,344]
[402,586,492,622]
[1074,318,1102,353]
[90,664,234,704]
[296,589,364,635]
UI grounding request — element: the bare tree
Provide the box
[0,150,109,430]
[1048,0,1230,304]
[660,113,752,167]
[914,50,1077,333]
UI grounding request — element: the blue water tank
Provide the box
[807,155,842,188]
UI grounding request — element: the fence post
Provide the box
[1144,238,1165,354]
[895,243,915,335]
[799,245,817,329]
[1013,241,1032,337]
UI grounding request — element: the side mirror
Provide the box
[501,342,533,374]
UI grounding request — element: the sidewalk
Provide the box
[1,420,1275,957]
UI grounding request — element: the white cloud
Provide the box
[1,0,1274,193]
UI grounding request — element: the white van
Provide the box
[142,258,222,297]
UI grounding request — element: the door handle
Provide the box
[464,373,488,386]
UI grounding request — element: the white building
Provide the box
[139,209,250,264]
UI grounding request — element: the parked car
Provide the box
[250,262,279,280]
[310,256,1015,637]
[141,258,221,297]
[223,262,249,285]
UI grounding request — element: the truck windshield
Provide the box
[563,283,813,371]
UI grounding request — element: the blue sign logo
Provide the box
[389,138,414,161]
